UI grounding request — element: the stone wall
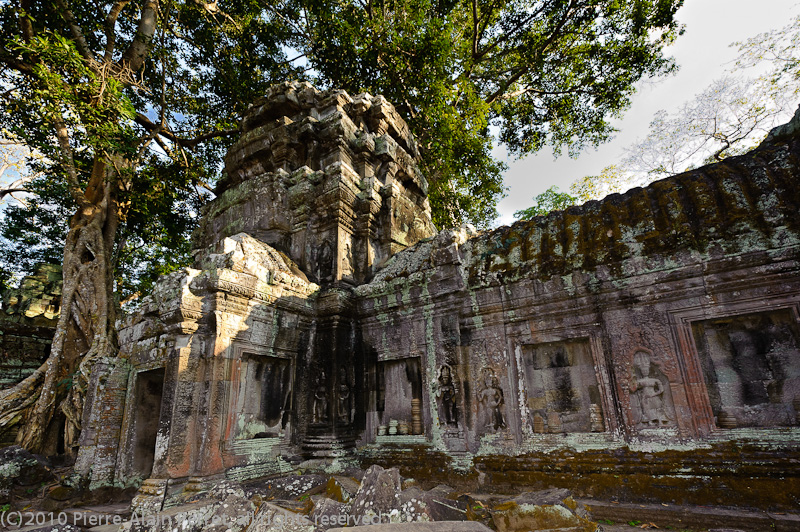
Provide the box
[350,122,800,508]
[74,85,800,512]
[0,264,62,386]
[0,264,62,445]
[74,82,438,499]
[355,125,800,447]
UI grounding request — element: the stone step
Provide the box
[581,498,800,532]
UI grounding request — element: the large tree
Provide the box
[281,0,685,227]
[0,0,301,453]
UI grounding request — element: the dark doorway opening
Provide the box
[132,368,165,477]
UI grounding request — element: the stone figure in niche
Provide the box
[478,367,507,432]
[337,367,353,424]
[312,370,329,424]
[435,364,458,425]
[317,239,333,282]
[341,239,353,277]
[630,350,672,428]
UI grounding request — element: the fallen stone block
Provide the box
[0,446,55,497]
[244,474,327,502]
[325,476,360,503]
[249,501,317,532]
[398,485,467,523]
[489,489,597,532]
[348,465,402,522]
[309,497,349,530]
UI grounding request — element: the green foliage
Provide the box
[0,0,685,301]
[569,164,630,203]
[0,177,72,279]
[0,0,304,306]
[292,0,683,227]
[0,160,205,304]
[513,185,576,219]
[114,155,207,303]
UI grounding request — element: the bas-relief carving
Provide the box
[337,367,353,425]
[629,349,675,429]
[477,367,507,433]
[341,238,354,279]
[521,339,604,433]
[692,309,800,427]
[317,240,334,283]
[312,370,329,424]
[435,364,458,426]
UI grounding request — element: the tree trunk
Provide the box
[0,158,120,456]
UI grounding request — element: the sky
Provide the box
[494,0,800,226]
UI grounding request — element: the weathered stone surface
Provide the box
[126,482,255,532]
[309,497,349,529]
[71,86,800,512]
[348,465,402,521]
[324,476,360,503]
[0,264,61,406]
[13,524,83,532]
[0,446,55,503]
[249,501,317,532]
[488,489,596,532]
[1,263,62,325]
[398,485,468,523]
[245,474,328,502]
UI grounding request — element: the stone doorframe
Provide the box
[513,326,618,439]
[667,292,800,436]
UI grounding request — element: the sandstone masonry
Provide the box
[72,83,800,511]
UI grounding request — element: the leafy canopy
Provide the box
[283,0,684,227]
[0,0,304,301]
[0,0,685,293]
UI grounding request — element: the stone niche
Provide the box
[692,308,800,428]
[233,353,292,439]
[130,368,165,479]
[521,339,603,433]
[376,357,423,428]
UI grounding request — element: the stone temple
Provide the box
[58,82,800,510]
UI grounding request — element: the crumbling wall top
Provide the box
[219,81,426,196]
[359,114,800,293]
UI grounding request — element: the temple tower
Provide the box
[194,81,437,455]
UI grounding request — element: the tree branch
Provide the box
[53,116,87,207]
[0,188,28,197]
[192,0,241,30]
[135,113,237,149]
[121,0,158,72]
[18,0,34,43]
[484,2,578,104]
[53,0,97,64]
[0,47,35,74]
[104,0,131,63]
